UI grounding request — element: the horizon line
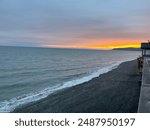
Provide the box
[0,45,141,51]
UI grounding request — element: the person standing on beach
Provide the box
[137,56,143,76]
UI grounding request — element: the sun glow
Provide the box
[46,40,141,50]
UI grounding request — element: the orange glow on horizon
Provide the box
[45,41,141,50]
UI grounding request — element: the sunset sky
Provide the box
[0,0,150,49]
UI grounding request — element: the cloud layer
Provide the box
[0,0,150,48]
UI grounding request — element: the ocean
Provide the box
[0,46,140,112]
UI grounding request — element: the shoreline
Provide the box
[0,60,121,112]
[13,60,141,113]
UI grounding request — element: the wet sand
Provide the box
[13,60,141,113]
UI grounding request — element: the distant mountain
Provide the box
[113,47,141,51]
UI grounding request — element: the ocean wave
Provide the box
[0,61,126,112]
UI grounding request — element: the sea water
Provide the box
[0,46,140,112]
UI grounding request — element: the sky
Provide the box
[0,0,150,49]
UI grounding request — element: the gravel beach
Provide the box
[13,60,141,113]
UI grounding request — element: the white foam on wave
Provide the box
[0,60,130,112]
